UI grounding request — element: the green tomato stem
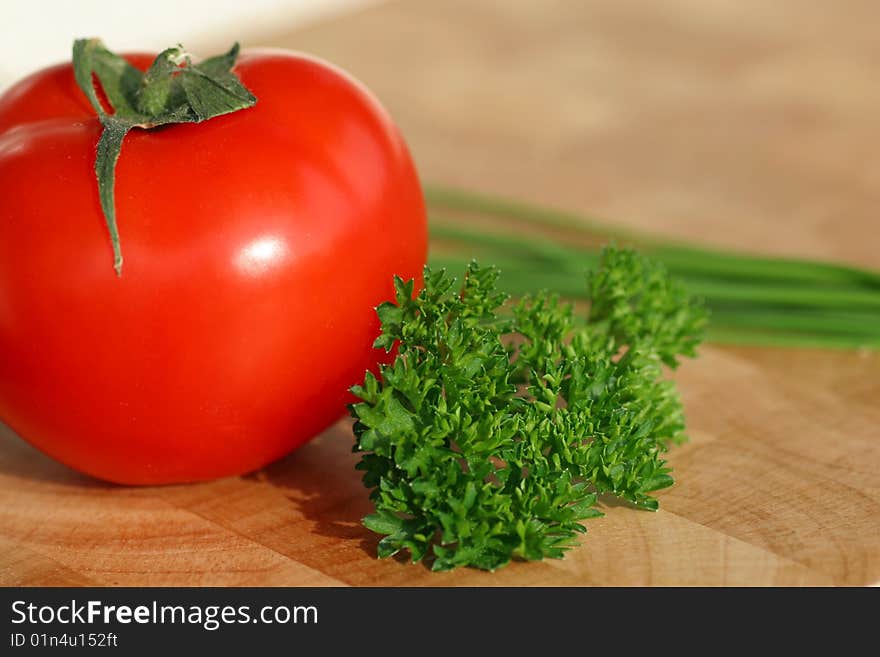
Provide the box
[71,38,256,275]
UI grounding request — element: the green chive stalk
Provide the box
[425,186,880,349]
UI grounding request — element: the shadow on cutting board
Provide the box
[0,422,114,489]
[252,419,388,562]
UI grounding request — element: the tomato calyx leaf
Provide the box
[72,38,257,275]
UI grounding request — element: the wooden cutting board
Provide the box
[2,0,878,586]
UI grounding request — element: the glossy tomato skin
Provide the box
[0,50,427,484]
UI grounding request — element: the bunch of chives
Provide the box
[425,186,880,350]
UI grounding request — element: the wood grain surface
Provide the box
[2,0,878,586]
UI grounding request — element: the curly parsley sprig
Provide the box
[350,245,707,571]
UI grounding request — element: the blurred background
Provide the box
[5,0,878,271]
[0,1,377,85]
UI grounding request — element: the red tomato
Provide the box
[0,50,427,484]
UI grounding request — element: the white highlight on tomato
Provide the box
[235,235,289,276]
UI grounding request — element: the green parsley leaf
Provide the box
[350,245,707,571]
